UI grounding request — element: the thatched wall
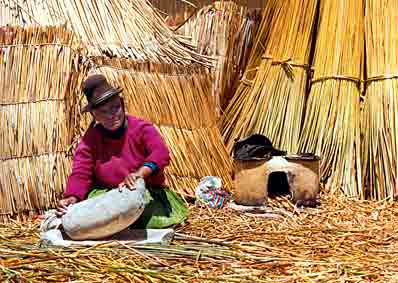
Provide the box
[0,26,87,222]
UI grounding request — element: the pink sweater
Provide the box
[64,115,170,200]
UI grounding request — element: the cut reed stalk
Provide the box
[222,0,317,153]
[299,0,364,197]
[361,0,398,200]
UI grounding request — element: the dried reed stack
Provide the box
[361,0,398,200]
[82,58,232,197]
[222,0,318,153]
[176,1,262,110]
[0,26,86,222]
[299,0,364,197]
[44,0,212,66]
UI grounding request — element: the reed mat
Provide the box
[1,193,398,282]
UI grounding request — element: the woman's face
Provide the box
[92,95,125,131]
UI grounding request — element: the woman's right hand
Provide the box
[56,196,78,217]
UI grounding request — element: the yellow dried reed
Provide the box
[222,0,317,153]
[299,0,364,197]
[361,0,398,200]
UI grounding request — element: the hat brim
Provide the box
[82,87,123,113]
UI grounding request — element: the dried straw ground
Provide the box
[2,193,398,282]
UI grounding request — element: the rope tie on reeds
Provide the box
[262,55,313,80]
[365,74,398,85]
[0,150,71,162]
[310,74,398,92]
[92,61,208,77]
[311,75,362,84]
[0,98,65,106]
[311,75,364,91]
[0,43,75,49]
[239,67,259,86]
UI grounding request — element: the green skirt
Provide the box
[87,186,189,229]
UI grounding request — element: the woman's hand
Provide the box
[118,172,143,191]
[118,166,153,191]
[56,196,78,217]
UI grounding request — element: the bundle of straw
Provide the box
[299,0,364,197]
[81,58,232,196]
[361,0,398,200]
[222,0,318,153]
[0,26,85,221]
[177,1,262,110]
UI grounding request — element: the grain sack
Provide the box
[62,179,146,240]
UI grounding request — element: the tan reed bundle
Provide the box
[299,0,364,197]
[361,0,398,200]
[222,0,317,153]
[177,1,262,110]
[0,26,86,221]
[80,58,232,197]
[41,0,212,66]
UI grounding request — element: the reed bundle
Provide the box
[176,2,262,109]
[0,26,86,221]
[81,58,232,196]
[299,0,364,197]
[2,193,398,281]
[361,0,398,200]
[221,0,317,153]
[41,0,212,66]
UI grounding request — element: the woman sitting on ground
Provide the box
[56,74,188,228]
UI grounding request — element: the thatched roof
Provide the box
[0,0,213,65]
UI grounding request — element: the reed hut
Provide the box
[47,0,233,197]
[299,0,364,197]
[0,26,86,222]
[221,0,318,153]
[0,0,232,215]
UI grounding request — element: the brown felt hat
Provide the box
[81,74,123,113]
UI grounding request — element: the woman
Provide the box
[56,74,188,228]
